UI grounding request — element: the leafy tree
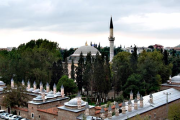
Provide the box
[168,102,180,120]
[57,75,78,95]
[0,39,61,86]
[137,50,164,93]
[2,85,30,108]
[112,52,132,96]
[123,73,144,97]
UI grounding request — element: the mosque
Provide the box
[66,17,115,77]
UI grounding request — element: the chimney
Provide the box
[149,94,153,104]
[137,91,140,100]
[84,103,89,116]
[169,75,171,84]
[134,98,138,110]
[11,78,14,88]
[122,101,126,114]
[27,80,30,89]
[140,95,144,108]
[40,82,43,92]
[100,106,105,119]
[115,102,119,116]
[33,81,36,90]
[128,100,132,112]
[77,92,81,109]
[53,83,56,94]
[108,105,112,119]
[46,83,50,93]
[130,90,133,100]
[41,89,45,102]
[22,80,25,86]
[61,85,64,97]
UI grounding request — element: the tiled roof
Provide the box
[13,107,28,112]
[37,106,62,115]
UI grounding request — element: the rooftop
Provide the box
[105,88,180,120]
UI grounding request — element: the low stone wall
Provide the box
[130,99,180,120]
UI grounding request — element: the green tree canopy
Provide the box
[57,75,78,95]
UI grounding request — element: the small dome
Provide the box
[48,91,54,94]
[67,98,85,106]
[171,75,180,83]
[0,81,5,85]
[33,89,40,93]
[0,87,3,91]
[33,95,42,101]
[73,46,100,56]
[46,94,54,98]
[56,92,61,96]
[27,88,34,92]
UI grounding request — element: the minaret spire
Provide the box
[109,16,115,62]
[110,16,113,29]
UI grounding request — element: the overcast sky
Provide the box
[0,0,180,49]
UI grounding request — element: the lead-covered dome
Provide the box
[171,75,180,83]
[0,81,5,86]
[65,98,86,106]
[72,46,100,56]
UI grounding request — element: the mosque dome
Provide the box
[65,98,86,106]
[72,46,100,56]
[0,81,5,86]
[171,75,180,83]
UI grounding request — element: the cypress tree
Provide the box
[71,59,75,80]
[163,50,168,65]
[63,57,68,77]
[130,45,138,72]
[76,52,84,93]
[98,43,101,51]
[83,52,92,96]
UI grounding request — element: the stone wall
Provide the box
[161,85,180,91]
[58,107,95,120]
[130,99,180,120]
[37,111,57,120]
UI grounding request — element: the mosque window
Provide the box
[19,111,20,115]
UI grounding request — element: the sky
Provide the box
[0,0,180,49]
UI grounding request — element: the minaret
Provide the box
[109,17,115,62]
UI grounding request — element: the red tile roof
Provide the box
[37,106,62,115]
[13,107,28,112]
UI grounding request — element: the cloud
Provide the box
[0,0,180,48]
[118,13,180,31]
